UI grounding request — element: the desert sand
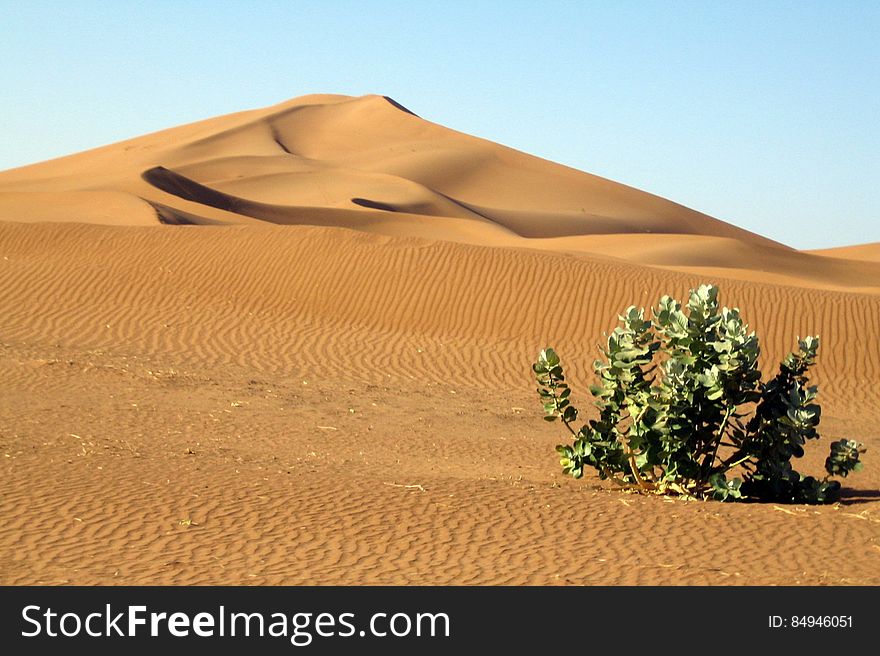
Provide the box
[0,94,877,585]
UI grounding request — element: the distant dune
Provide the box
[3,93,877,290]
[808,242,880,263]
[1,95,877,586]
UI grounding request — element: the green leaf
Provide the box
[706,387,724,401]
[540,348,560,367]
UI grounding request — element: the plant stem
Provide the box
[702,405,733,476]
[720,453,751,471]
[552,381,578,438]
[717,447,753,472]
[624,401,654,490]
[602,467,635,488]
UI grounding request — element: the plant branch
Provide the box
[702,405,733,477]
[624,401,655,490]
[550,380,579,438]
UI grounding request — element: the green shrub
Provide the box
[534,284,865,503]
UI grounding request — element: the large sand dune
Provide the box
[0,95,878,585]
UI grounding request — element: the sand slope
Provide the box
[809,242,880,263]
[1,93,763,241]
[0,95,878,585]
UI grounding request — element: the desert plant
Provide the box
[534,284,865,503]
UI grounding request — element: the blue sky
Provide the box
[1,1,877,249]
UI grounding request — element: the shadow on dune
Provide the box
[382,96,419,117]
[351,197,398,212]
[142,165,519,234]
[143,166,250,215]
[142,165,490,232]
[837,488,880,505]
[147,200,222,225]
[143,165,640,240]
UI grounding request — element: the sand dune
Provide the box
[0,97,777,232]
[809,242,880,263]
[2,93,877,290]
[11,93,753,240]
[0,95,878,585]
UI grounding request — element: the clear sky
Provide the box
[1,1,877,249]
